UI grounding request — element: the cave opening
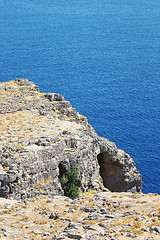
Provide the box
[58,162,67,178]
[97,152,120,192]
[97,152,108,189]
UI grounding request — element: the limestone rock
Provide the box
[0,191,159,239]
[0,79,142,199]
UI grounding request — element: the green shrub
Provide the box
[59,168,79,199]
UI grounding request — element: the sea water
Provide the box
[0,0,160,194]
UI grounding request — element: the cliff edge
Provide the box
[0,79,142,199]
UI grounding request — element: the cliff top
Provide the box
[0,79,159,239]
[0,79,142,199]
[0,79,87,149]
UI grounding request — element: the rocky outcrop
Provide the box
[0,79,142,199]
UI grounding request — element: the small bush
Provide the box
[59,168,79,199]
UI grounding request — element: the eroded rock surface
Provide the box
[0,191,159,239]
[0,79,142,199]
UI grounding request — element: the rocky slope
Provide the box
[0,191,160,239]
[0,79,142,199]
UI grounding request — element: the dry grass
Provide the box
[151,216,159,225]
[0,192,159,240]
[132,219,142,229]
[82,220,99,225]
[69,205,79,210]
[113,218,128,226]
[34,220,48,225]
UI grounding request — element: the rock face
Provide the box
[0,79,142,199]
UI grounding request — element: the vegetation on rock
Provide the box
[59,168,79,199]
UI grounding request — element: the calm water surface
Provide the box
[0,0,160,194]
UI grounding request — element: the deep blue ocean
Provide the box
[0,0,160,194]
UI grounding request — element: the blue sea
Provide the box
[0,0,160,194]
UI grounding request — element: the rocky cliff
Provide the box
[0,79,142,200]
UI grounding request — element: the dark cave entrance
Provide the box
[97,152,108,189]
[97,152,120,192]
[58,162,67,178]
